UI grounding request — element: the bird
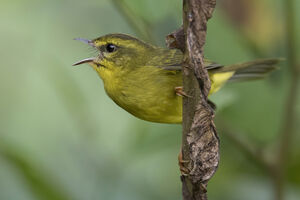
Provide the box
[73,33,279,124]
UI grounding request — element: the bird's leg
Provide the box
[178,147,190,176]
[175,86,192,98]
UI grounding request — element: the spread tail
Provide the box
[208,58,281,94]
[217,58,281,82]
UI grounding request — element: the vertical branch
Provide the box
[273,0,300,200]
[182,0,219,199]
[167,0,218,199]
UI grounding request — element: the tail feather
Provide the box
[210,58,281,82]
[208,58,281,94]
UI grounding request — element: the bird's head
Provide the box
[73,33,154,79]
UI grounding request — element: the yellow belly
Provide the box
[99,66,233,124]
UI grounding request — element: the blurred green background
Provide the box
[0,0,299,200]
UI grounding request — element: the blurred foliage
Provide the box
[0,0,299,200]
[219,0,285,56]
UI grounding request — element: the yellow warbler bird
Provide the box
[73,33,279,123]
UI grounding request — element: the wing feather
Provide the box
[147,48,223,71]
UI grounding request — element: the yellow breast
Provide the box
[96,65,183,123]
[94,64,232,124]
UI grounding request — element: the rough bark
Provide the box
[167,0,218,199]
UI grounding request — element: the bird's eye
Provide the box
[105,44,117,53]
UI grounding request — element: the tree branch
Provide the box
[273,0,300,199]
[167,0,218,199]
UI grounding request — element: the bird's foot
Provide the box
[178,150,190,176]
[175,86,192,98]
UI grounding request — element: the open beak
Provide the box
[74,38,94,46]
[72,58,95,66]
[73,37,96,66]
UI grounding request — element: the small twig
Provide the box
[217,119,276,173]
[110,0,155,43]
[0,139,71,200]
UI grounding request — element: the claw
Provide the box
[175,86,192,98]
[178,149,190,176]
